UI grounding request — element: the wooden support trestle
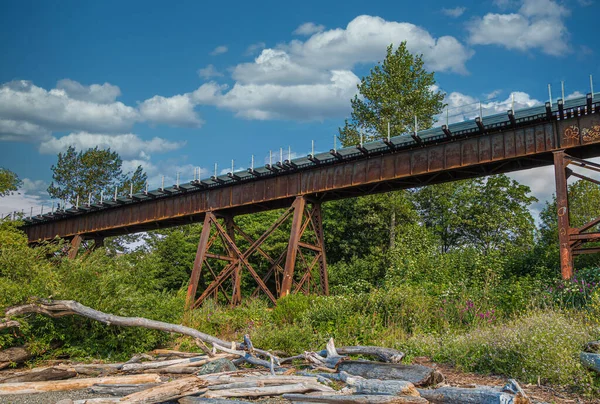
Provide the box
[185,196,329,310]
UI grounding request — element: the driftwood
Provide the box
[2,299,248,353]
[179,398,247,403]
[121,355,207,371]
[284,394,429,403]
[151,349,205,358]
[119,375,208,403]
[305,338,347,369]
[0,346,32,369]
[338,360,444,386]
[89,383,160,396]
[0,367,76,383]
[204,382,334,398]
[0,373,163,395]
[418,386,530,404]
[68,363,122,376]
[144,366,198,374]
[580,352,600,373]
[341,372,419,396]
[318,346,404,363]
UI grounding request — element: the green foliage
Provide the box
[338,42,444,147]
[47,146,147,205]
[0,167,21,197]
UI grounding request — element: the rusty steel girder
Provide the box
[22,112,600,243]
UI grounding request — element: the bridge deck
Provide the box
[22,94,600,242]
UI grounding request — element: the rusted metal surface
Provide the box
[554,151,572,279]
[22,111,600,243]
[553,150,600,278]
[185,196,329,308]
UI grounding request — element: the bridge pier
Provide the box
[185,196,329,310]
[553,151,600,279]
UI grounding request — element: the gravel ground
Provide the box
[0,390,108,403]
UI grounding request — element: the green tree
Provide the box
[47,146,147,205]
[412,175,537,255]
[338,42,445,147]
[0,168,21,197]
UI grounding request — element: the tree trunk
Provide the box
[342,373,419,396]
[337,360,444,387]
[284,394,429,403]
[316,346,404,363]
[0,368,76,383]
[418,386,530,404]
[0,346,32,370]
[0,374,163,395]
[119,375,208,403]
[204,382,334,398]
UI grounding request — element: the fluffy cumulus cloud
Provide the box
[0,79,206,145]
[293,22,325,35]
[55,79,121,104]
[38,132,185,160]
[0,80,139,136]
[468,0,570,55]
[190,15,473,121]
[442,7,467,17]
[138,94,204,127]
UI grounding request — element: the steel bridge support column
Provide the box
[68,234,83,260]
[554,151,573,279]
[225,215,242,306]
[281,196,306,297]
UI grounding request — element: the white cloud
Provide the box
[438,90,541,124]
[293,22,325,35]
[0,180,50,218]
[0,80,139,134]
[566,91,585,100]
[0,119,51,141]
[442,7,467,17]
[286,15,472,74]
[138,94,204,127]
[485,89,502,100]
[210,45,228,56]
[197,64,223,79]
[21,178,49,196]
[468,0,570,56]
[232,49,330,85]
[56,79,121,104]
[38,132,186,159]
[245,42,266,55]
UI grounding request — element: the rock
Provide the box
[584,341,600,353]
[195,358,237,375]
[580,352,600,373]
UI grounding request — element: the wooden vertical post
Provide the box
[281,196,306,297]
[225,216,242,306]
[186,213,213,309]
[68,234,83,260]
[311,202,329,296]
[554,151,574,279]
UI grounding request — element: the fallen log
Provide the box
[151,349,202,358]
[418,386,530,404]
[89,383,160,396]
[284,394,429,403]
[0,346,32,370]
[337,360,444,386]
[204,382,334,398]
[341,372,419,396]
[318,346,404,363]
[580,352,600,374]
[119,375,208,403]
[121,355,207,371]
[144,366,198,374]
[0,367,76,383]
[305,338,347,369]
[0,373,163,395]
[179,398,248,403]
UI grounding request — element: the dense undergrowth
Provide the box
[1,215,600,395]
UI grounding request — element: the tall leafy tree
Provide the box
[47,146,147,205]
[338,42,445,147]
[0,168,21,197]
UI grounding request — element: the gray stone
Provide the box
[195,358,237,375]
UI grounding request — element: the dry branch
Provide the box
[284,394,429,403]
[318,346,404,363]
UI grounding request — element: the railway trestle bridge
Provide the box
[19,93,600,308]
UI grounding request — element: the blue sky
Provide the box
[0,0,598,217]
